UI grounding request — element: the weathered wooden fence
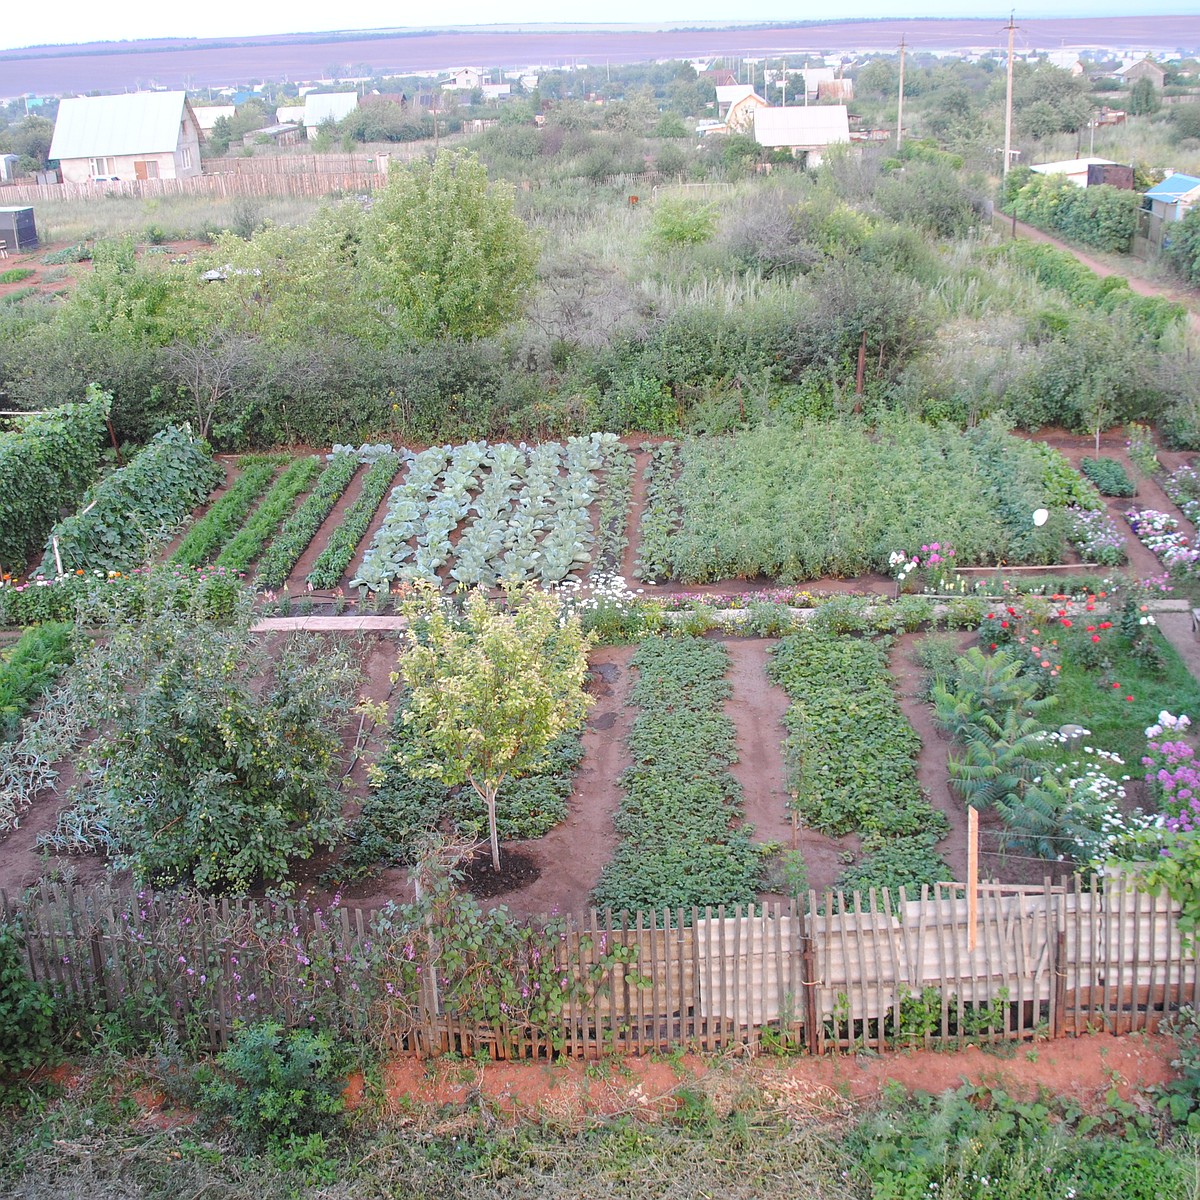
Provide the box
[2,875,1194,1058]
[0,172,387,204]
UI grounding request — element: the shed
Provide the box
[1142,172,1200,253]
[0,207,39,251]
[0,153,19,182]
[302,92,359,137]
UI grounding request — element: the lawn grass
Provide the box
[1051,627,1200,765]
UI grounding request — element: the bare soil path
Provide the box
[502,645,635,918]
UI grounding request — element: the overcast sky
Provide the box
[4,1,1193,53]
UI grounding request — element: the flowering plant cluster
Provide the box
[0,564,250,626]
[1162,463,1200,527]
[1125,507,1200,578]
[889,542,956,592]
[1065,507,1126,566]
[1142,713,1199,834]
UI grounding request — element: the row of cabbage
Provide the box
[351,433,627,591]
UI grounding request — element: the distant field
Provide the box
[3,15,1199,93]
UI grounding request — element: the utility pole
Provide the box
[1003,11,1016,176]
[780,58,787,106]
[896,35,906,152]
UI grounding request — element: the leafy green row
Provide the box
[1033,442,1104,510]
[768,629,948,844]
[215,457,322,573]
[255,454,361,590]
[593,636,761,913]
[170,456,285,567]
[40,427,222,576]
[594,440,635,575]
[1080,456,1136,498]
[0,623,77,739]
[307,454,403,590]
[0,387,110,573]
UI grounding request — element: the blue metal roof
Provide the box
[1144,173,1200,202]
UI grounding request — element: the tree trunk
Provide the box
[486,789,501,871]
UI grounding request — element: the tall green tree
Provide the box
[361,150,538,341]
[1128,76,1161,117]
[396,586,594,871]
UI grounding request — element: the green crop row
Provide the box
[255,454,361,590]
[768,629,948,894]
[40,426,222,576]
[308,454,402,590]
[215,457,322,573]
[1080,456,1136,498]
[593,636,761,913]
[636,416,1073,585]
[170,456,285,567]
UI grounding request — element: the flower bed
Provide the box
[1125,508,1199,578]
[1162,463,1200,527]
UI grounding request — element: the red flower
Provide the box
[1092,635,1101,643]
[1061,619,1072,628]
[1126,696,1134,702]
[989,643,998,650]
[1112,682,1121,689]
[1086,626,1095,632]
[1001,621,1009,628]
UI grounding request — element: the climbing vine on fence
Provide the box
[0,386,111,575]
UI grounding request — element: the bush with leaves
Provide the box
[0,926,59,1101]
[70,614,361,892]
[197,1020,347,1153]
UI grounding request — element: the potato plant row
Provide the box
[768,628,950,895]
[593,636,761,913]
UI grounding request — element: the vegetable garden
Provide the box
[0,395,1199,925]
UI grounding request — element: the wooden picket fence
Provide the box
[0,173,387,204]
[2,875,1195,1058]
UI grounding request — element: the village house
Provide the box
[1029,157,1118,188]
[1120,58,1167,88]
[1142,172,1200,253]
[48,91,203,183]
[752,105,851,167]
[301,92,359,138]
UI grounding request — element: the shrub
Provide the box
[0,387,111,574]
[198,1020,346,1152]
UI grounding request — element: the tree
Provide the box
[361,150,538,341]
[1129,76,1161,116]
[396,586,594,871]
[1010,65,1091,138]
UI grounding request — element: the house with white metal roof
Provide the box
[190,105,236,135]
[48,91,203,184]
[752,105,851,167]
[301,92,359,137]
[1029,157,1117,188]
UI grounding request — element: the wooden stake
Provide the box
[967,805,980,953]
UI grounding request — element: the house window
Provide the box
[88,156,115,177]
[180,147,193,170]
